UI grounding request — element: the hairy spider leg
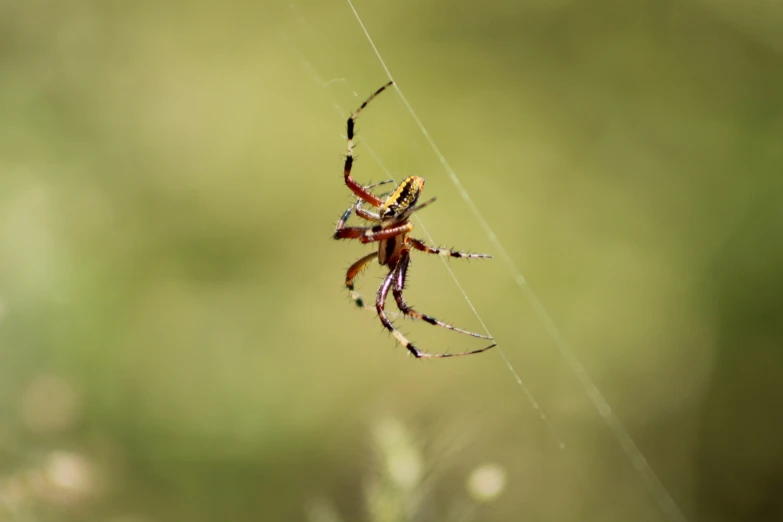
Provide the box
[406,197,437,215]
[408,238,492,259]
[376,255,496,359]
[336,192,430,233]
[334,222,414,243]
[343,251,403,318]
[351,179,396,221]
[354,202,381,222]
[344,81,395,207]
[363,179,396,191]
[335,178,397,230]
[392,249,493,340]
[345,252,378,308]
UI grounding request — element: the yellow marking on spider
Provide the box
[379,176,424,218]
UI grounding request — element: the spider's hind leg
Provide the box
[392,250,493,340]
[375,250,495,359]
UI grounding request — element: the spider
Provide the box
[333,81,496,359]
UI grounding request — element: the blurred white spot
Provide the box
[387,451,422,490]
[25,451,97,507]
[373,418,422,490]
[467,463,506,502]
[20,373,81,434]
[45,451,95,493]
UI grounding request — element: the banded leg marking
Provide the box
[409,238,492,259]
[392,251,493,340]
[344,81,394,207]
[376,253,496,359]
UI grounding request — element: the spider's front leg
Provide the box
[335,200,382,234]
[343,81,394,207]
[334,179,396,233]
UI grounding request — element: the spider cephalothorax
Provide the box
[333,81,495,359]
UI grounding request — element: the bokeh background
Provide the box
[1,0,782,521]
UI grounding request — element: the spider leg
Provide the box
[335,200,381,234]
[353,183,394,222]
[407,197,437,215]
[355,200,381,222]
[376,254,496,359]
[344,81,394,207]
[345,252,378,308]
[334,222,413,243]
[409,238,492,259]
[350,180,396,222]
[377,265,422,357]
[392,250,493,340]
[364,179,395,191]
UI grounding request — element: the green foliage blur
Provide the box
[1,0,782,521]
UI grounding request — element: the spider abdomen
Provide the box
[379,176,424,221]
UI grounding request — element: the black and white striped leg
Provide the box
[376,251,496,359]
[363,179,395,192]
[407,197,437,215]
[344,82,394,207]
[392,250,493,340]
[376,266,423,357]
[408,238,492,260]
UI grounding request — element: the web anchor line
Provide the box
[344,1,688,522]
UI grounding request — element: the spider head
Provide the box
[379,176,424,223]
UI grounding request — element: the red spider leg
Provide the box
[344,81,394,206]
[334,222,414,243]
[345,252,378,308]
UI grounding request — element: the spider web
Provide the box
[284,2,688,522]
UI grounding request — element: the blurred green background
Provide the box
[1,0,782,521]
